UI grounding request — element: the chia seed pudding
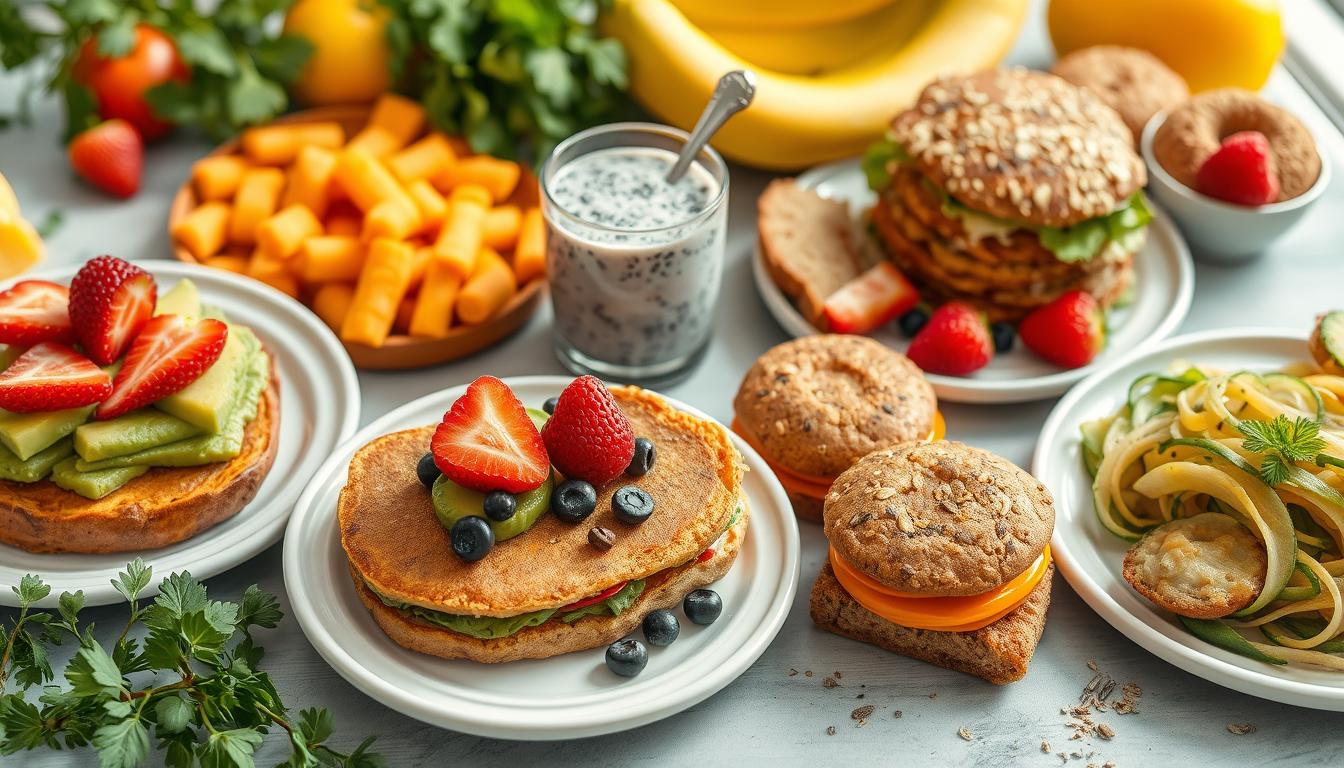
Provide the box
[543,128,727,382]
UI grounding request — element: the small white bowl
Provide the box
[1139,110,1330,263]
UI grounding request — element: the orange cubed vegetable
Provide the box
[408,259,462,338]
[344,125,401,158]
[513,207,546,283]
[362,198,421,242]
[229,168,286,246]
[282,145,338,218]
[341,238,417,347]
[387,134,456,183]
[457,247,516,325]
[172,201,231,261]
[366,94,426,147]
[407,245,432,292]
[333,148,413,213]
[393,295,416,335]
[206,254,249,274]
[191,156,248,201]
[406,180,449,233]
[433,184,491,277]
[247,248,290,280]
[297,235,363,283]
[256,204,323,260]
[324,214,362,237]
[311,283,356,331]
[433,156,520,203]
[241,122,344,165]
[482,205,521,252]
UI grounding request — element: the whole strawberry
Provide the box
[69,255,157,365]
[1019,290,1106,369]
[1196,131,1280,206]
[68,119,143,199]
[542,376,635,486]
[905,301,993,376]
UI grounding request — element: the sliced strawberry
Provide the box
[0,343,112,413]
[822,262,920,334]
[431,376,550,493]
[96,315,228,420]
[0,281,75,346]
[69,255,157,365]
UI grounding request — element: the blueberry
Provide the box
[612,486,654,524]
[683,589,722,625]
[450,516,494,562]
[605,638,648,677]
[642,609,680,647]
[416,453,441,491]
[898,307,930,338]
[626,437,656,477]
[990,321,1016,354]
[542,396,559,415]
[483,491,516,522]
[552,479,597,523]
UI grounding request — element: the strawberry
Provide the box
[0,343,112,413]
[431,376,550,493]
[0,281,75,346]
[68,119,143,199]
[905,301,993,376]
[69,255,157,365]
[1196,131,1280,206]
[96,315,228,420]
[822,262,920,334]
[541,375,635,486]
[1019,290,1106,369]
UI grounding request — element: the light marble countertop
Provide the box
[4,8,1344,767]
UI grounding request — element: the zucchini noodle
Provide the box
[1082,363,1344,670]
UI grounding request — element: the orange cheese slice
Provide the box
[828,544,1051,632]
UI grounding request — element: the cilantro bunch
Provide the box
[1239,415,1328,487]
[1,561,382,767]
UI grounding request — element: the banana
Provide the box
[603,0,1029,170]
[671,0,895,29]
[704,0,937,77]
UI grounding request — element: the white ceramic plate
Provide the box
[1034,328,1344,710]
[0,261,360,607]
[283,376,800,740]
[752,159,1195,403]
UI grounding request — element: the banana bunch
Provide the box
[602,0,1029,170]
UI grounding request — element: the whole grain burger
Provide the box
[865,67,1151,322]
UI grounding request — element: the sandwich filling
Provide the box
[828,544,1051,632]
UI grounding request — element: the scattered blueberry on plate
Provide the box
[613,486,654,524]
[642,609,680,647]
[626,437,656,477]
[990,321,1016,353]
[542,396,559,415]
[450,516,494,561]
[552,479,598,522]
[683,589,722,625]
[416,452,441,490]
[606,638,648,677]
[898,307,929,338]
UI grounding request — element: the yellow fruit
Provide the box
[0,171,43,279]
[284,0,392,106]
[0,171,20,219]
[1047,0,1283,92]
[704,0,937,77]
[672,0,894,29]
[603,0,1027,170]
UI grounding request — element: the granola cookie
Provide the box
[1052,46,1188,144]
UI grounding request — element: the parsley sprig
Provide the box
[1238,415,1328,486]
[1,561,382,767]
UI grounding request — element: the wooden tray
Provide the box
[168,106,545,371]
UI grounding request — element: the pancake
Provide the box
[0,360,280,554]
[340,386,744,618]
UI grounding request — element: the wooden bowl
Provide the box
[168,106,546,371]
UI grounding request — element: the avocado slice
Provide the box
[74,410,204,462]
[0,405,95,461]
[0,437,74,483]
[1317,311,1344,372]
[50,456,149,500]
[156,325,259,433]
[431,473,554,542]
[154,279,203,318]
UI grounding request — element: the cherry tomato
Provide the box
[73,26,190,142]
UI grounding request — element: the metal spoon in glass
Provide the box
[665,70,757,184]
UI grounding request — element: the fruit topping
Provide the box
[96,314,228,420]
[822,261,919,335]
[1310,311,1344,375]
[542,396,558,415]
[416,451,441,490]
[642,609,680,647]
[990,321,1016,354]
[68,119,143,199]
[449,515,494,562]
[483,491,517,522]
[612,486,654,525]
[541,375,635,485]
[1019,290,1106,369]
[605,638,648,678]
[432,473,553,543]
[683,589,723,626]
[1196,130,1280,206]
[626,437,656,477]
[898,306,929,338]
[905,301,993,376]
[430,375,550,493]
[69,255,157,365]
[0,281,75,346]
[551,479,597,523]
[588,526,616,551]
[0,343,112,413]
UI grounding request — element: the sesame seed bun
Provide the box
[889,67,1146,228]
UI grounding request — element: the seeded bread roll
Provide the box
[889,67,1146,227]
[1051,46,1189,144]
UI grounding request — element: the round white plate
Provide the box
[752,159,1195,403]
[1034,328,1344,710]
[0,261,360,607]
[283,376,800,740]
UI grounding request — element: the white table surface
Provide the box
[5,8,1344,767]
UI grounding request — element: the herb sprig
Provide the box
[1238,415,1328,486]
[1,561,382,767]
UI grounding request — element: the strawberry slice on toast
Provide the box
[0,280,76,347]
[0,343,112,413]
[822,262,919,335]
[96,314,228,420]
[432,375,550,493]
[69,255,157,366]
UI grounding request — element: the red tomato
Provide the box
[72,26,189,142]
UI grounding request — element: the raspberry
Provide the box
[541,376,636,486]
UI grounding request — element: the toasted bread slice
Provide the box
[0,363,280,554]
[809,561,1052,685]
[758,179,861,326]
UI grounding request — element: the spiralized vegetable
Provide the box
[1083,364,1344,670]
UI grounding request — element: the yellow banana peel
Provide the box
[671,0,895,29]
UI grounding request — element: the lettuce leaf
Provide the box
[559,579,646,624]
[941,190,1152,263]
[862,132,909,192]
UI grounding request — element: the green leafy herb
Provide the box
[1239,415,1327,486]
[860,131,908,192]
[35,210,64,238]
[1,560,382,767]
